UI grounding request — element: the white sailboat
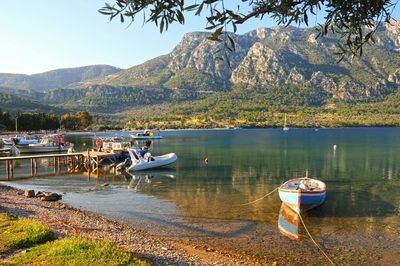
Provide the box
[283,114,289,131]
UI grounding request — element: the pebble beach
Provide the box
[1,183,400,265]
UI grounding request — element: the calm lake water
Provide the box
[2,128,400,262]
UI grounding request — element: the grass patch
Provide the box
[6,237,148,266]
[0,213,55,254]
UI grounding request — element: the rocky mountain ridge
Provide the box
[90,22,400,103]
[0,22,400,113]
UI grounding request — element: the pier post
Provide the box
[53,157,57,174]
[10,160,13,179]
[30,158,34,177]
[6,160,9,180]
[96,156,99,177]
[34,158,37,175]
[87,150,91,180]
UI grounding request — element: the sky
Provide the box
[0,1,399,75]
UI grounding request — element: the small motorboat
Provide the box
[116,148,177,172]
[2,135,40,146]
[15,134,73,154]
[278,203,301,241]
[130,129,163,140]
[278,176,326,214]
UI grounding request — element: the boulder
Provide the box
[24,190,35,198]
[40,193,62,202]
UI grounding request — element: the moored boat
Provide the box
[278,176,326,214]
[2,135,40,146]
[15,134,73,154]
[117,148,177,171]
[130,129,163,140]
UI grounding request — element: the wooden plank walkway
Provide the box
[0,150,119,180]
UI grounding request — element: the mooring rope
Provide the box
[298,213,336,265]
[239,187,278,206]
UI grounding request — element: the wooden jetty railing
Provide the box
[0,150,119,180]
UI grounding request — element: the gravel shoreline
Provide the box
[0,184,260,265]
[2,184,400,265]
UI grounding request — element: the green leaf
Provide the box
[195,3,204,16]
[185,4,199,11]
[160,19,165,33]
[227,35,236,51]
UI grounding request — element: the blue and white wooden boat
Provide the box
[278,177,326,214]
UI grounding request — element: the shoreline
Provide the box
[0,184,261,265]
[2,126,400,137]
[1,183,399,265]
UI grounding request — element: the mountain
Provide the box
[0,90,63,114]
[98,24,400,102]
[0,22,400,127]
[0,65,121,93]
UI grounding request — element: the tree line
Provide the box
[0,110,93,132]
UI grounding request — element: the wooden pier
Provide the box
[0,150,119,180]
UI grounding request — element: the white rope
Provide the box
[298,213,336,265]
[239,187,278,206]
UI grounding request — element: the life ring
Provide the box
[95,138,103,148]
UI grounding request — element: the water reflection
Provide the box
[309,187,397,217]
[2,128,400,240]
[278,203,301,241]
[119,169,176,191]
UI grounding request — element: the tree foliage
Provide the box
[0,112,60,131]
[61,111,93,130]
[15,113,60,131]
[0,109,12,131]
[99,0,398,61]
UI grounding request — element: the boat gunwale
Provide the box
[278,177,326,194]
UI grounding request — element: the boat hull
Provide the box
[15,145,70,154]
[278,178,326,214]
[278,203,301,241]
[128,153,177,171]
[2,138,40,146]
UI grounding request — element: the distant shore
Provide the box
[2,126,400,139]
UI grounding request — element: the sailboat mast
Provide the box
[284,114,287,127]
[283,114,289,131]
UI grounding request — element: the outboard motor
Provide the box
[116,157,132,171]
[143,153,152,162]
